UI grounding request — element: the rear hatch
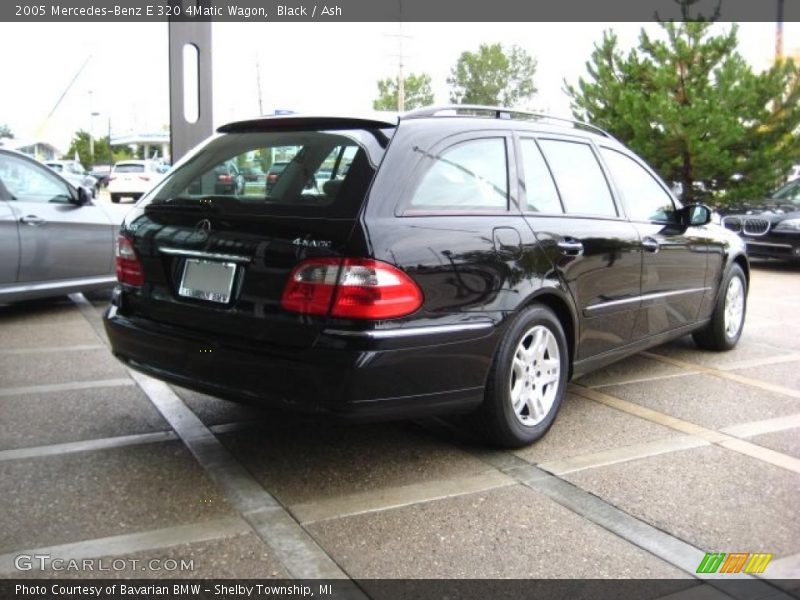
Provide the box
[119,117,395,348]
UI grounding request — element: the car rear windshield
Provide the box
[146,129,388,218]
[115,164,146,173]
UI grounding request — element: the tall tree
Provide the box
[0,124,13,139]
[373,73,434,111]
[447,43,537,106]
[65,130,113,167]
[566,13,800,203]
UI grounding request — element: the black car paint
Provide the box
[104,115,748,419]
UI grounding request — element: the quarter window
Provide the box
[600,147,676,223]
[519,139,563,214]
[408,138,508,211]
[538,139,617,217]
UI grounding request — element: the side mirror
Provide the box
[683,204,712,227]
[74,186,91,206]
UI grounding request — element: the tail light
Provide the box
[267,174,278,182]
[138,175,150,182]
[115,235,144,286]
[218,174,232,183]
[108,175,117,181]
[281,258,423,320]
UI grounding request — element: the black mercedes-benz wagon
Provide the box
[104,106,749,447]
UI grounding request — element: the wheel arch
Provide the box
[518,288,578,378]
[731,252,750,290]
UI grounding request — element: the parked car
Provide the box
[89,164,112,187]
[108,160,164,203]
[0,148,128,302]
[212,161,245,195]
[240,165,266,182]
[104,106,749,447]
[265,160,288,193]
[44,159,98,197]
[720,179,800,262]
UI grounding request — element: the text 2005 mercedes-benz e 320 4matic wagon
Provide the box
[104,106,749,447]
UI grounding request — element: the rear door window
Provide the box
[538,139,617,217]
[519,138,563,214]
[406,138,509,212]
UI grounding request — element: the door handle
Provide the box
[557,238,584,256]
[20,215,45,226]
[642,237,660,253]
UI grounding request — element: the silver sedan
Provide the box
[0,148,129,302]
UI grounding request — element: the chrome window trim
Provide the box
[159,247,251,264]
[324,322,494,339]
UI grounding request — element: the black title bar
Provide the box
[4,0,799,22]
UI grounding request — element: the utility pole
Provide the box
[397,23,405,112]
[776,0,784,63]
[384,1,411,112]
[256,52,264,115]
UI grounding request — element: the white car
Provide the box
[108,160,164,203]
[44,160,98,197]
[789,164,800,182]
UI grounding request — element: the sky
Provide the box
[0,20,796,153]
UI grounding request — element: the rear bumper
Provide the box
[104,305,500,420]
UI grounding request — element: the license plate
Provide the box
[178,259,237,304]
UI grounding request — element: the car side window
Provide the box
[519,138,563,214]
[407,138,508,211]
[600,147,677,223]
[0,155,72,204]
[537,139,617,217]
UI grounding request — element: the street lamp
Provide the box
[89,111,100,163]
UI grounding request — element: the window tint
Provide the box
[519,139,562,213]
[0,154,72,203]
[114,163,146,173]
[149,130,379,218]
[600,148,676,222]
[538,139,616,217]
[409,138,508,211]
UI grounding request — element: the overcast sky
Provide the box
[0,21,796,152]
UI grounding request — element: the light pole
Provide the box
[89,111,99,164]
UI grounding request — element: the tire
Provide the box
[477,305,569,447]
[110,194,120,204]
[692,263,747,351]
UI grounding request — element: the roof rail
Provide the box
[401,104,614,139]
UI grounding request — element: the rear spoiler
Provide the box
[217,115,399,134]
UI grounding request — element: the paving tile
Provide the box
[307,484,689,578]
[0,385,169,450]
[0,320,101,350]
[747,429,800,460]
[650,335,792,368]
[0,299,80,326]
[731,360,800,391]
[575,354,689,388]
[513,393,678,464]
[16,532,289,579]
[172,386,273,427]
[0,347,127,388]
[602,373,800,430]
[0,442,235,552]
[218,422,494,506]
[565,445,800,557]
